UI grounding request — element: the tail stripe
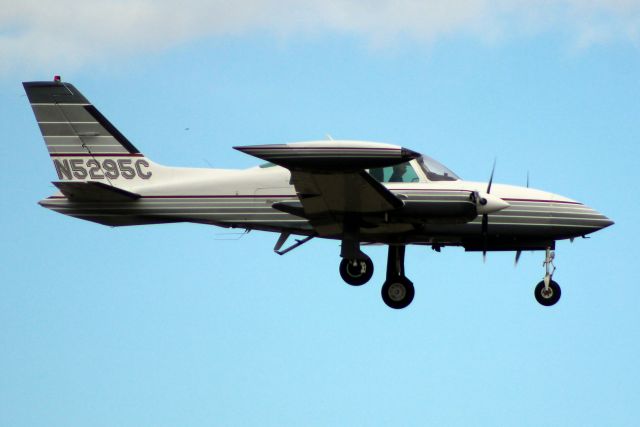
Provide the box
[84,105,139,154]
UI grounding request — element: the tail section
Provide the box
[23,79,155,185]
[26,78,236,227]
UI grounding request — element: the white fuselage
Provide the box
[40,158,612,249]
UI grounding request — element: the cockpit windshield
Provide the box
[417,155,460,181]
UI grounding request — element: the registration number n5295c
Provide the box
[53,158,152,180]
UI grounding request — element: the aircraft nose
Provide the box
[582,205,614,232]
[598,213,614,229]
[549,203,613,238]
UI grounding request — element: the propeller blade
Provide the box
[515,250,522,266]
[481,158,494,258]
[526,171,530,188]
[486,159,496,194]
[481,213,489,260]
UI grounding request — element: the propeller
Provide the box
[469,159,510,263]
[481,159,496,260]
[486,159,496,194]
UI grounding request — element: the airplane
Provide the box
[23,77,614,309]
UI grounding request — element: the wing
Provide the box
[291,170,404,235]
[235,141,419,171]
[235,141,417,236]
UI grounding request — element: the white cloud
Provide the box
[1,0,639,72]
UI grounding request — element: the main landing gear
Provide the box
[339,257,374,286]
[338,244,563,309]
[381,245,414,309]
[340,245,414,309]
[534,247,561,306]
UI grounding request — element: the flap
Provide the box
[53,181,140,201]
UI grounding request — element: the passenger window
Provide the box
[369,162,419,183]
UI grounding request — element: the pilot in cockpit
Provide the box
[389,163,407,182]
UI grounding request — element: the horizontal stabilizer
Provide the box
[53,181,141,201]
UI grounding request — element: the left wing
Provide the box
[292,169,403,215]
[235,141,418,236]
[290,170,404,235]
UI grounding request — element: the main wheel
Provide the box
[339,257,374,286]
[381,277,415,309]
[534,280,561,306]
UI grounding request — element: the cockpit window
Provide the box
[259,162,277,168]
[417,156,460,181]
[368,162,419,183]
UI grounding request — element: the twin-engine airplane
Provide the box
[24,78,613,309]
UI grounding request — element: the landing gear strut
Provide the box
[338,226,374,286]
[381,245,414,309]
[337,244,415,309]
[534,247,561,306]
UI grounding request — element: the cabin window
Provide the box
[368,162,419,183]
[417,156,460,181]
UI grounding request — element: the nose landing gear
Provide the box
[534,247,561,306]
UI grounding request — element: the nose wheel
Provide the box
[535,279,561,306]
[534,247,561,306]
[339,256,374,286]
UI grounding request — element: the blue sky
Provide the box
[1,2,639,426]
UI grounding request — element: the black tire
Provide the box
[339,257,374,286]
[381,277,415,309]
[534,280,561,306]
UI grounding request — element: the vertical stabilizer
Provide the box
[23,78,156,185]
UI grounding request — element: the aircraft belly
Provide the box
[359,223,415,235]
